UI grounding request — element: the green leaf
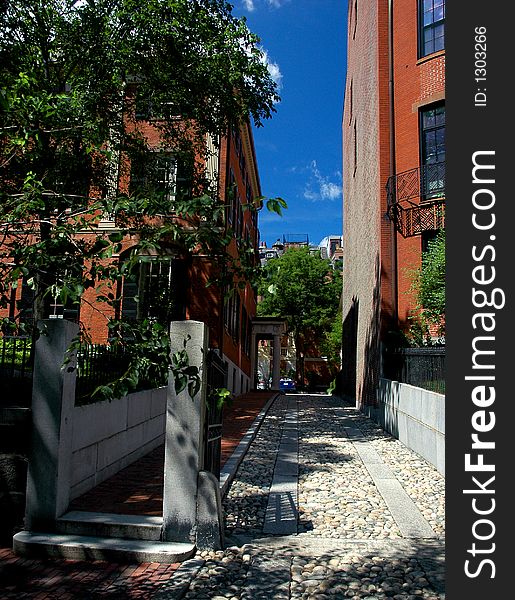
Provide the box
[174,374,187,395]
[108,231,124,243]
[188,378,201,399]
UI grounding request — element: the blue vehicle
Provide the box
[279,377,296,393]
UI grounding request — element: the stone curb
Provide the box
[219,393,279,498]
[263,395,298,535]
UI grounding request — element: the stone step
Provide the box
[56,510,163,541]
[13,530,195,564]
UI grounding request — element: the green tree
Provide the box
[408,229,445,343]
[321,310,343,367]
[257,247,342,385]
[0,0,282,398]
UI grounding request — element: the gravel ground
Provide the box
[163,394,445,599]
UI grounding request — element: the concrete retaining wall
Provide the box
[70,387,167,500]
[366,378,445,475]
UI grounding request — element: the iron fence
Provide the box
[75,343,131,405]
[203,349,228,480]
[0,336,33,406]
[382,346,445,394]
[0,336,33,378]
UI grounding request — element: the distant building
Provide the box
[259,234,311,266]
[258,240,281,266]
[282,233,309,248]
[318,235,343,261]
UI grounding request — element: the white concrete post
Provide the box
[272,334,281,390]
[162,321,208,543]
[25,319,78,531]
[249,331,257,389]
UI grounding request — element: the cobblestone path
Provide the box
[171,394,445,600]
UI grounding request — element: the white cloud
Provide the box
[242,0,290,12]
[304,161,342,201]
[239,36,283,99]
[259,48,283,91]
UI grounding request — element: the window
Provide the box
[15,276,80,324]
[236,197,243,237]
[130,154,191,206]
[246,180,253,205]
[120,256,186,325]
[135,91,180,121]
[419,0,445,57]
[241,306,251,356]
[420,104,445,199]
[47,290,80,322]
[226,169,236,226]
[17,280,35,326]
[223,290,241,342]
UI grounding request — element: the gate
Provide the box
[203,350,228,480]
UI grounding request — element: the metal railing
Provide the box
[382,346,445,394]
[0,336,34,406]
[386,163,445,237]
[75,343,131,405]
[0,336,33,378]
[203,349,228,480]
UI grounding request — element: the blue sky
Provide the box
[233,0,348,248]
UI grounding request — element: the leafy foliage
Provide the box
[170,334,201,399]
[0,0,283,399]
[320,310,343,367]
[257,247,342,381]
[408,229,445,343]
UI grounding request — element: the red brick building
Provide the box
[341,0,445,406]
[1,104,262,397]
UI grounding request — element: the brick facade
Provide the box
[342,0,445,407]
[1,108,261,391]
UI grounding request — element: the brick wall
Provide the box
[341,0,445,406]
[342,0,391,407]
[392,0,445,327]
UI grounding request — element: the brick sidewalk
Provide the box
[0,548,181,599]
[67,390,275,516]
[220,390,275,466]
[0,391,275,598]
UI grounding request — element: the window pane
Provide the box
[423,10,434,26]
[422,110,436,129]
[421,106,445,165]
[434,6,444,21]
[424,0,433,11]
[434,24,444,39]
[434,33,444,52]
[435,129,445,154]
[424,134,437,163]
